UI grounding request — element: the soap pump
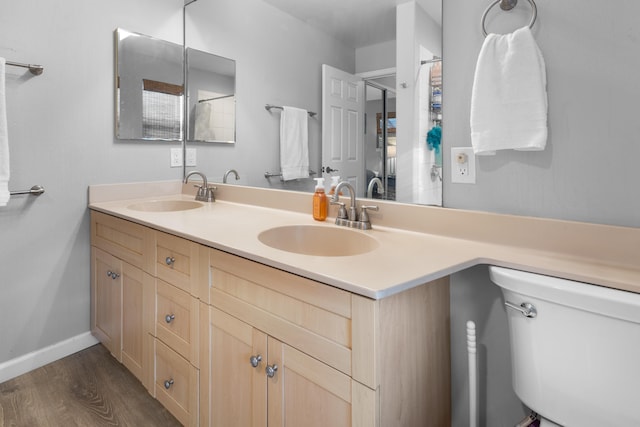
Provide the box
[312,177,328,221]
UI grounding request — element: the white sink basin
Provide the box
[127,200,204,212]
[258,225,378,257]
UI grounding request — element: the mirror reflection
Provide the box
[186,48,237,143]
[184,0,441,205]
[115,28,183,141]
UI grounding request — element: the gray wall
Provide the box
[0,0,184,364]
[444,1,640,426]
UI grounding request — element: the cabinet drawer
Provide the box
[208,249,353,376]
[156,279,199,363]
[156,231,201,296]
[91,211,155,273]
[154,339,198,426]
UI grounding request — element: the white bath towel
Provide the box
[0,58,9,206]
[280,106,309,181]
[470,26,547,155]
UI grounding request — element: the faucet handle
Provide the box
[360,205,379,224]
[330,199,348,219]
[204,185,217,202]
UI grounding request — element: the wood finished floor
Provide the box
[0,344,181,427]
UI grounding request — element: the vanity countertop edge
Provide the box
[87,181,640,299]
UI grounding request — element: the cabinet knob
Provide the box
[106,271,120,279]
[265,364,278,378]
[249,354,262,368]
[165,256,175,266]
[165,314,175,324]
[164,379,174,389]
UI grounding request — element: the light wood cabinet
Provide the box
[91,211,451,426]
[201,305,357,427]
[91,212,201,426]
[91,213,154,387]
[148,230,202,426]
[200,248,451,426]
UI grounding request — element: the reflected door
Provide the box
[321,65,365,195]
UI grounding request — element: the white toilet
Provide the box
[489,266,640,427]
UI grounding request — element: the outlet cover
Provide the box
[451,147,476,184]
[186,148,197,167]
[170,148,183,168]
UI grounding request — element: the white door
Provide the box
[321,65,365,196]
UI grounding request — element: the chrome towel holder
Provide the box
[9,185,45,196]
[481,0,538,37]
[5,60,44,76]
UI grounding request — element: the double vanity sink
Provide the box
[90,180,640,299]
[88,180,640,427]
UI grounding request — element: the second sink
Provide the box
[127,200,203,212]
[258,225,379,257]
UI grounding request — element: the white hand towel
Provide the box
[280,106,309,181]
[0,58,9,206]
[470,26,547,155]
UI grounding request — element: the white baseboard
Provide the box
[0,332,99,384]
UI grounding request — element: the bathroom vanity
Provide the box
[88,181,640,426]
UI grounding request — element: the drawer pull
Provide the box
[106,271,120,279]
[249,354,262,368]
[165,314,175,324]
[164,379,174,389]
[165,256,175,266]
[265,364,278,378]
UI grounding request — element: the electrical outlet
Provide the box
[170,148,183,168]
[186,148,197,167]
[451,147,476,184]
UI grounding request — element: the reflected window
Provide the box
[142,79,183,140]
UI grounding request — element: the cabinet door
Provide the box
[121,262,152,384]
[92,247,122,360]
[267,339,352,427]
[205,306,267,427]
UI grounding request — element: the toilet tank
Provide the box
[489,266,640,427]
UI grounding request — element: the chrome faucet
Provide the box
[330,180,378,230]
[223,169,240,183]
[366,177,384,199]
[332,181,357,220]
[184,171,216,202]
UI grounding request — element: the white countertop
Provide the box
[88,181,640,299]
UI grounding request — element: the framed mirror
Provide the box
[186,48,236,143]
[114,28,184,141]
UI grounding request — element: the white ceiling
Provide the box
[262,0,441,49]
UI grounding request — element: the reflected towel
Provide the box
[0,58,9,206]
[280,106,309,181]
[470,27,547,155]
[194,102,216,141]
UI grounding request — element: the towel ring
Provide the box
[481,0,537,37]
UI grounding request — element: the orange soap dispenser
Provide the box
[312,178,328,221]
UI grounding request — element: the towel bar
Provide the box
[10,185,45,196]
[265,104,317,118]
[5,61,44,76]
[264,170,317,179]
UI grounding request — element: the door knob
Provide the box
[165,256,175,266]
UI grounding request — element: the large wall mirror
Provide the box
[115,30,237,144]
[184,0,443,206]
